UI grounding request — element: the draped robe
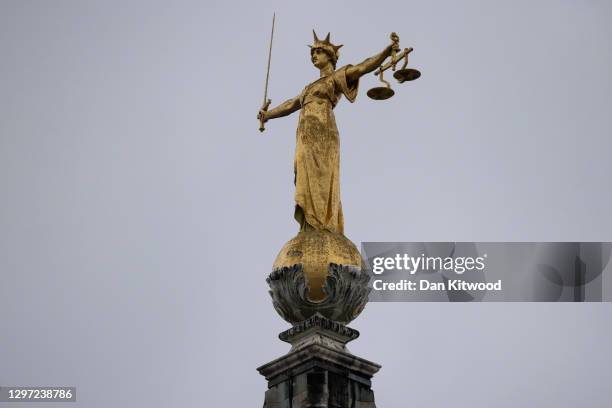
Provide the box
[293,65,359,235]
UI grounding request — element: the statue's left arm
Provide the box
[345,42,398,85]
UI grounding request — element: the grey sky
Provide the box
[1,1,611,407]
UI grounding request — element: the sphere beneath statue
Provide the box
[273,229,362,301]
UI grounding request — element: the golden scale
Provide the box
[366,32,421,100]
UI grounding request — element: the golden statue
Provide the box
[259,29,419,300]
[256,23,420,407]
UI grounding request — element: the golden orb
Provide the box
[273,229,362,301]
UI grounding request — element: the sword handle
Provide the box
[258,99,271,132]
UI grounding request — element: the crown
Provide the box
[308,30,343,63]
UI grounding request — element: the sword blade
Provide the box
[262,13,275,105]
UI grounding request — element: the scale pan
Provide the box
[367,87,395,100]
[394,68,421,83]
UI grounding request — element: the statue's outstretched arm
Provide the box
[346,41,398,84]
[259,96,301,123]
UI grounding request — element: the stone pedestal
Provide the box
[257,314,380,408]
[260,256,378,407]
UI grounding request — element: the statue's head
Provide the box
[309,30,342,70]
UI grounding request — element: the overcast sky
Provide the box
[1,1,611,407]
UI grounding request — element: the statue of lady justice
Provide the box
[258,30,408,301]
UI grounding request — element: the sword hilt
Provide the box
[258,98,271,132]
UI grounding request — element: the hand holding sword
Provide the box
[258,99,271,131]
[258,13,275,132]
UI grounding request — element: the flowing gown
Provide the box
[293,65,359,235]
